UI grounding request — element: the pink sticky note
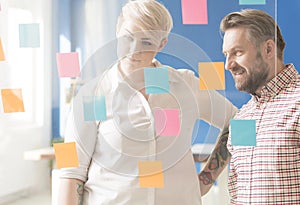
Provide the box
[56,52,80,78]
[154,109,180,136]
[181,0,208,24]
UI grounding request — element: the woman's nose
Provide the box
[129,40,141,54]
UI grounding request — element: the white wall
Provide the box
[0,0,53,203]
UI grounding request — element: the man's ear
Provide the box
[264,39,276,59]
[158,38,168,52]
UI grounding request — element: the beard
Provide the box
[233,53,269,95]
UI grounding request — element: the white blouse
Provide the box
[60,60,237,205]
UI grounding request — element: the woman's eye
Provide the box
[141,41,153,46]
[124,35,134,42]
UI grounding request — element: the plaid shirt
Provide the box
[227,64,300,205]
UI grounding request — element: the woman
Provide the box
[58,0,237,204]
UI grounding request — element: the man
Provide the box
[220,9,300,204]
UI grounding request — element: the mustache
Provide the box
[231,66,245,73]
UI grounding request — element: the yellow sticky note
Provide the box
[1,89,25,113]
[53,142,79,168]
[138,161,164,188]
[199,62,225,90]
[0,38,5,61]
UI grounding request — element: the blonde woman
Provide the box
[58,0,237,204]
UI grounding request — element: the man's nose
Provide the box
[225,56,235,71]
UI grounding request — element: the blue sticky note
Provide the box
[192,119,220,144]
[239,0,266,5]
[83,96,107,121]
[19,23,40,48]
[230,119,256,146]
[144,67,170,94]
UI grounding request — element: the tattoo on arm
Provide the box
[199,171,214,185]
[76,183,84,205]
[208,133,230,171]
[199,133,231,186]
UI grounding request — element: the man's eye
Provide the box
[235,51,242,56]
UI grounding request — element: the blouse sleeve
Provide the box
[59,81,98,182]
[184,69,237,129]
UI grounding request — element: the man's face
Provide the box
[222,27,270,95]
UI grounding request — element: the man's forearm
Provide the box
[198,128,231,196]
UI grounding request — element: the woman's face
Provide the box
[117,20,163,72]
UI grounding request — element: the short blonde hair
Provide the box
[116,0,173,36]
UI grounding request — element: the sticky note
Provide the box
[144,67,169,94]
[192,119,220,144]
[1,89,25,113]
[56,52,80,78]
[138,161,164,188]
[0,38,5,61]
[199,62,225,90]
[239,0,266,5]
[19,23,40,48]
[154,109,180,136]
[83,96,107,121]
[53,142,79,168]
[230,119,256,146]
[181,0,208,24]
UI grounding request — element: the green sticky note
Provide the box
[239,0,266,5]
[144,67,170,94]
[19,23,40,48]
[230,119,256,146]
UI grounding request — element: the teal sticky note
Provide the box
[83,96,107,121]
[192,119,220,144]
[19,23,40,48]
[144,67,170,94]
[230,119,256,146]
[239,0,266,5]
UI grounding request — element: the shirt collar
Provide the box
[255,64,297,101]
[108,59,165,89]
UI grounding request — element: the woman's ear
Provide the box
[158,38,168,52]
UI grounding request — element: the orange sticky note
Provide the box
[56,52,80,78]
[53,142,79,168]
[0,38,5,61]
[199,62,225,90]
[138,161,164,188]
[1,89,25,113]
[181,0,208,24]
